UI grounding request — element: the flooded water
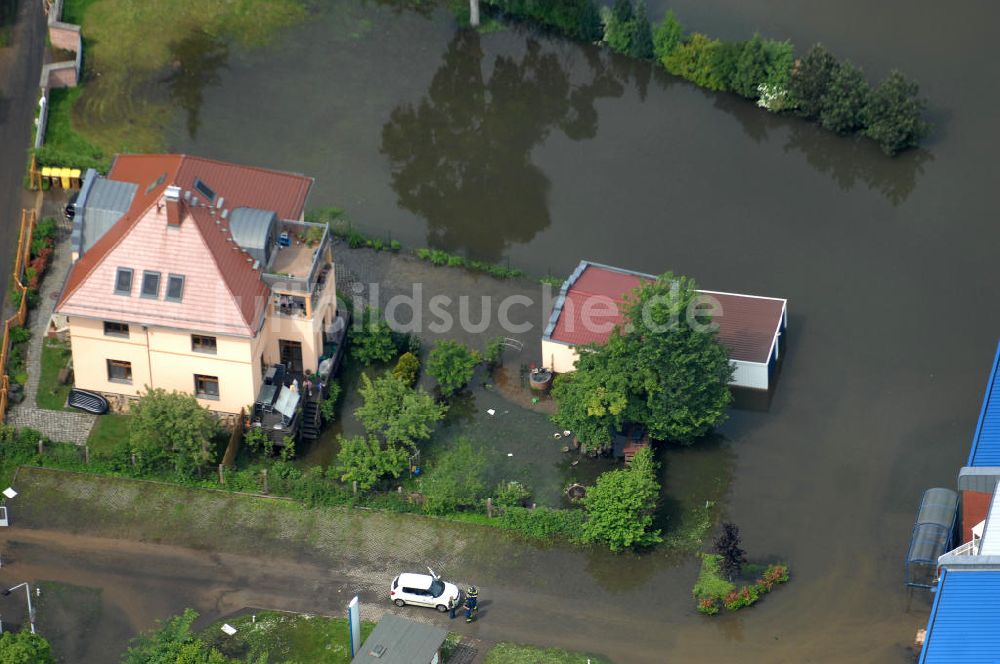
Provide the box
[134,0,1000,659]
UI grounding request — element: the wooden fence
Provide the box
[0,209,38,422]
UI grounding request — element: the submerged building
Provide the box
[541,260,788,390]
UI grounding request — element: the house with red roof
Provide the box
[55,154,340,416]
[541,261,787,391]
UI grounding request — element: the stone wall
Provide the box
[48,22,79,53]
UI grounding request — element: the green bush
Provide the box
[421,438,486,515]
[484,336,505,368]
[723,585,760,611]
[818,61,870,135]
[496,506,586,541]
[349,307,397,365]
[692,553,735,600]
[392,351,420,386]
[862,70,930,155]
[653,10,684,62]
[318,381,342,422]
[664,33,728,91]
[493,480,531,508]
[487,0,602,41]
[427,340,480,397]
[582,447,662,551]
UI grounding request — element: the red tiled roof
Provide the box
[546,262,786,364]
[56,154,312,335]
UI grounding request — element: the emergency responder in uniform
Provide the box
[464,586,479,623]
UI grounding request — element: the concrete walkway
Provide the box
[7,204,95,443]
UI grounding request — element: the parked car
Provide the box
[390,568,460,612]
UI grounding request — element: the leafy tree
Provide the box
[862,70,930,155]
[551,334,631,450]
[427,340,480,397]
[788,43,839,119]
[489,0,602,41]
[710,40,742,92]
[392,351,420,386]
[334,434,410,490]
[421,438,487,514]
[653,10,684,63]
[622,273,733,443]
[713,522,748,580]
[819,61,870,135]
[731,34,769,99]
[349,306,397,366]
[553,272,732,446]
[582,446,661,551]
[664,33,727,91]
[484,336,505,368]
[244,425,274,457]
[604,0,634,54]
[0,631,54,664]
[628,0,654,59]
[129,388,219,477]
[123,608,238,664]
[355,373,446,448]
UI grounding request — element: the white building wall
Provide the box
[731,360,769,390]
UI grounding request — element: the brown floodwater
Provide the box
[148,0,1000,659]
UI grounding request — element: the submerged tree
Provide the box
[862,70,930,156]
[355,373,446,448]
[582,446,662,551]
[788,44,839,120]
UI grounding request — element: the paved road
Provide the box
[0,0,44,300]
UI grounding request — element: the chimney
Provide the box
[165,185,185,227]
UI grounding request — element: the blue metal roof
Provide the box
[968,342,1000,467]
[920,569,1000,664]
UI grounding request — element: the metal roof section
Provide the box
[958,466,1000,493]
[350,614,446,664]
[228,207,276,266]
[81,177,138,253]
[968,341,1000,467]
[919,569,1000,664]
[543,260,787,364]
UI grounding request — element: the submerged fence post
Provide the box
[486,497,493,519]
[261,469,269,495]
[83,445,89,465]
[37,440,43,456]
[218,463,224,485]
[130,452,136,469]
[352,480,357,496]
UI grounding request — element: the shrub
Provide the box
[664,33,727,91]
[697,598,720,615]
[349,306,397,365]
[427,340,480,397]
[723,585,760,611]
[493,480,531,509]
[604,0,633,54]
[355,373,446,448]
[819,61,870,135]
[788,44,839,120]
[862,70,930,156]
[244,426,274,456]
[581,447,662,551]
[392,351,420,386]
[9,325,30,345]
[496,506,586,541]
[421,438,486,515]
[756,563,790,592]
[318,381,342,422]
[305,224,325,245]
[129,388,219,478]
[488,0,603,41]
[334,434,409,491]
[304,206,345,225]
[692,553,735,601]
[484,336,505,368]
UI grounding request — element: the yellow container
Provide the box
[59,168,71,189]
[40,167,53,177]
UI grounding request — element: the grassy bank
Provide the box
[36,339,73,411]
[485,642,610,663]
[41,0,307,162]
[200,611,374,663]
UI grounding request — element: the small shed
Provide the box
[350,614,447,664]
[229,207,277,267]
[906,487,959,588]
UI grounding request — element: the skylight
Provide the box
[194,178,216,202]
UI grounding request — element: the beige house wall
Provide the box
[67,258,337,413]
[541,339,580,374]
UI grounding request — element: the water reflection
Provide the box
[711,92,931,206]
[164,30,229,140]
[381,30,625,261]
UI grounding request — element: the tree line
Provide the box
[481,0,929,155]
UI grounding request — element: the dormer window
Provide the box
[114,268,133,295]
[166,274,185,302]
[141,271,161,298]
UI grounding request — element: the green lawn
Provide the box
[200,611,374,663]
[86,414,130,455]
[35,87,110,171]
[36,339,73,411]
[485,642,610,663]
[60,0,97,26]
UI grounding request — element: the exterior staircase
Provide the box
[300,400,321,441]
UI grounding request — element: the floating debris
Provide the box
[486,408,496,416]
[561,446,570,453]
[553,432,562,439]
[563,430,571,437]
[507,453,514,457]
